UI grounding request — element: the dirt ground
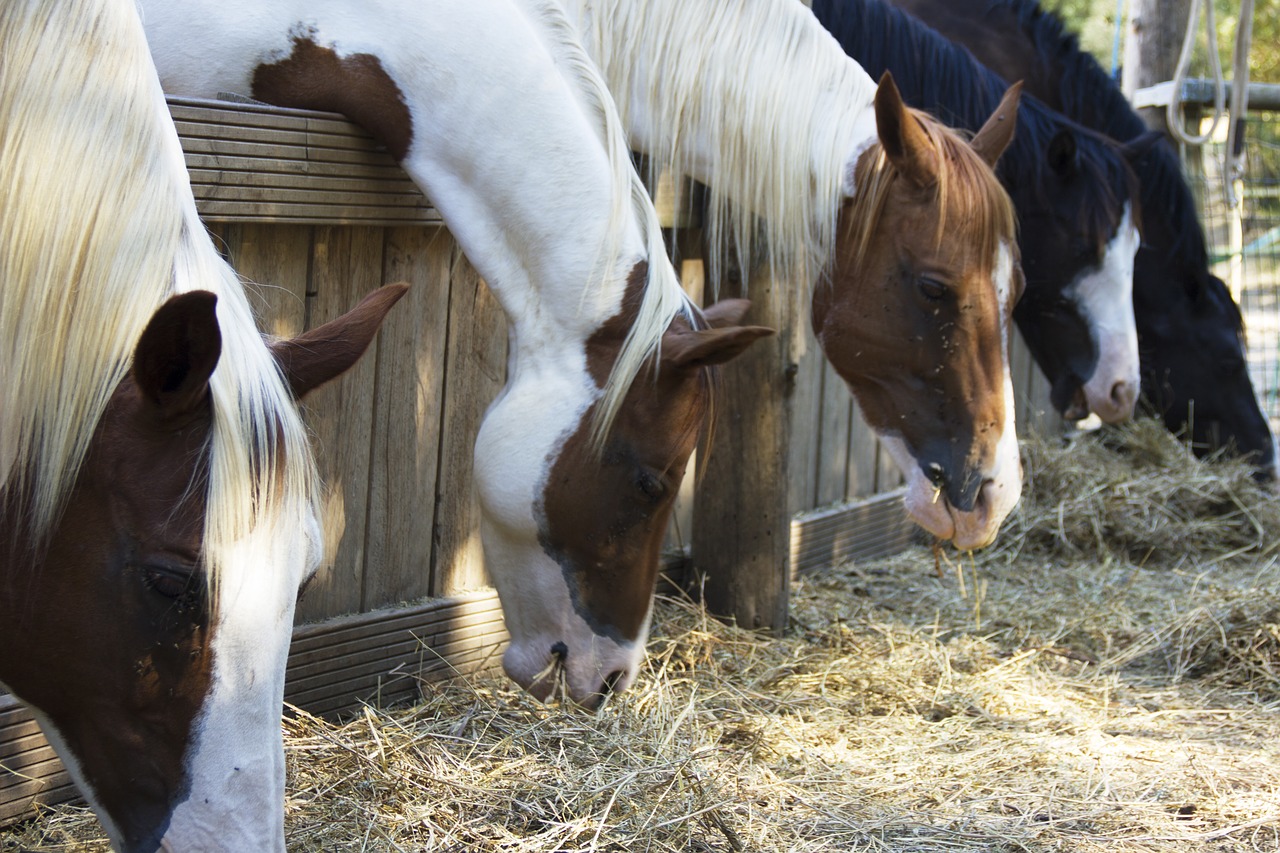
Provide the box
[5,424,1279,852]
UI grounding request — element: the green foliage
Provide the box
[1052,0,1280,83]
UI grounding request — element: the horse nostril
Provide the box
[602,670,626,695]
[550,641,569,662]
[926,462,948,490]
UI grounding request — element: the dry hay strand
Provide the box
[5,421,1280,852]
[989,419,1280,568]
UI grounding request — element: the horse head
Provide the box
[0,286,403,852]
[1011,123,1142,423]
[476,284,771,709]
[1135,266,1276,480]
[813,73,1023,551]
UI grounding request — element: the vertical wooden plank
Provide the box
[360,227,453,610]
[846,398,880,499]
[692,264,793,632]
[214,223,312,336]
[815,362,853,505]
[786,327,825,516]
[296,226,386,622]
[431,250,507,597]
[1009,327,1038,438]
[663,256,707,555]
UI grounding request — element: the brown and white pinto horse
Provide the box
[138,0,772,708]
[0,1,402,850]
[136,0,1020,707]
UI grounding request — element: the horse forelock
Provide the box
[0,0,320,594]
[818,0,1131,261]
[849,110,1016,276]
[988,0,1214,288]
[574,0,879,298]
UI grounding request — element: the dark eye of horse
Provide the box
[141,563,202,605]
[917,276,948,302]
[635,470,667,502]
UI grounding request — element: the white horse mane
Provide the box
[523,0,698,443]
[573,0,879,295]
[0,0,318,589]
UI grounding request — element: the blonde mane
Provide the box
[573,0,880,297]
[523,0,699,444]
[0,0,319,590]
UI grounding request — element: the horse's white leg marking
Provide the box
[1069,202,1140,423]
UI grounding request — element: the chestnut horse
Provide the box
[809,0,1149,424]
[885,0,1276,477]
[0,1,403,849]
[137,0,1021,706]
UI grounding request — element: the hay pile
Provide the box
[5,422,1280,852]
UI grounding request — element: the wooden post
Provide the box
[691,262,795,633]
[1122,0,1193,134]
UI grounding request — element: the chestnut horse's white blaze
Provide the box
[556,0,1024,547]
[138,0,771,707]
[0,1,401,849]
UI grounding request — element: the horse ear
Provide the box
[132,290,222,419]
[272,283,409,399]
[700,298,753,329]
[874,71,938,189]
[970,81,1022,167]
[661,321,774,371]
[1046,128,1078,178]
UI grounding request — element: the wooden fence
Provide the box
[0,97,1057,825]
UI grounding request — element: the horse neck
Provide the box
[558,0,880,287]
[393,3,668,354]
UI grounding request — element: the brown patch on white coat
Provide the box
[252,34,414,161]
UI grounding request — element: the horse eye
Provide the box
[917,277,948,301]
[141,564,201,602]
[635,470,668,501]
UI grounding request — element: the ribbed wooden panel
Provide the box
[0,591,508,827]
[790,488,921,575]
[170,96,441,226]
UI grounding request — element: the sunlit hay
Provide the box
[7,420,1280,852]
[986,418,1280,567]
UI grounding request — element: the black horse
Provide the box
[883,0,1276,478]
[813,0,1148,425]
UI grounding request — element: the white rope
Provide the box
[1166,0,1226,146]
[1225,0,1254,203]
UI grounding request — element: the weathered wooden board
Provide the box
[693,266,792,632]
[430,252,507,596]
[362,228,455,607]
[296,226,388,621]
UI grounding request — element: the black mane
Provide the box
[990,0,1216,286]
[812,0,1135,251]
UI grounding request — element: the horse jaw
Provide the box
[1069,202,1141,423]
